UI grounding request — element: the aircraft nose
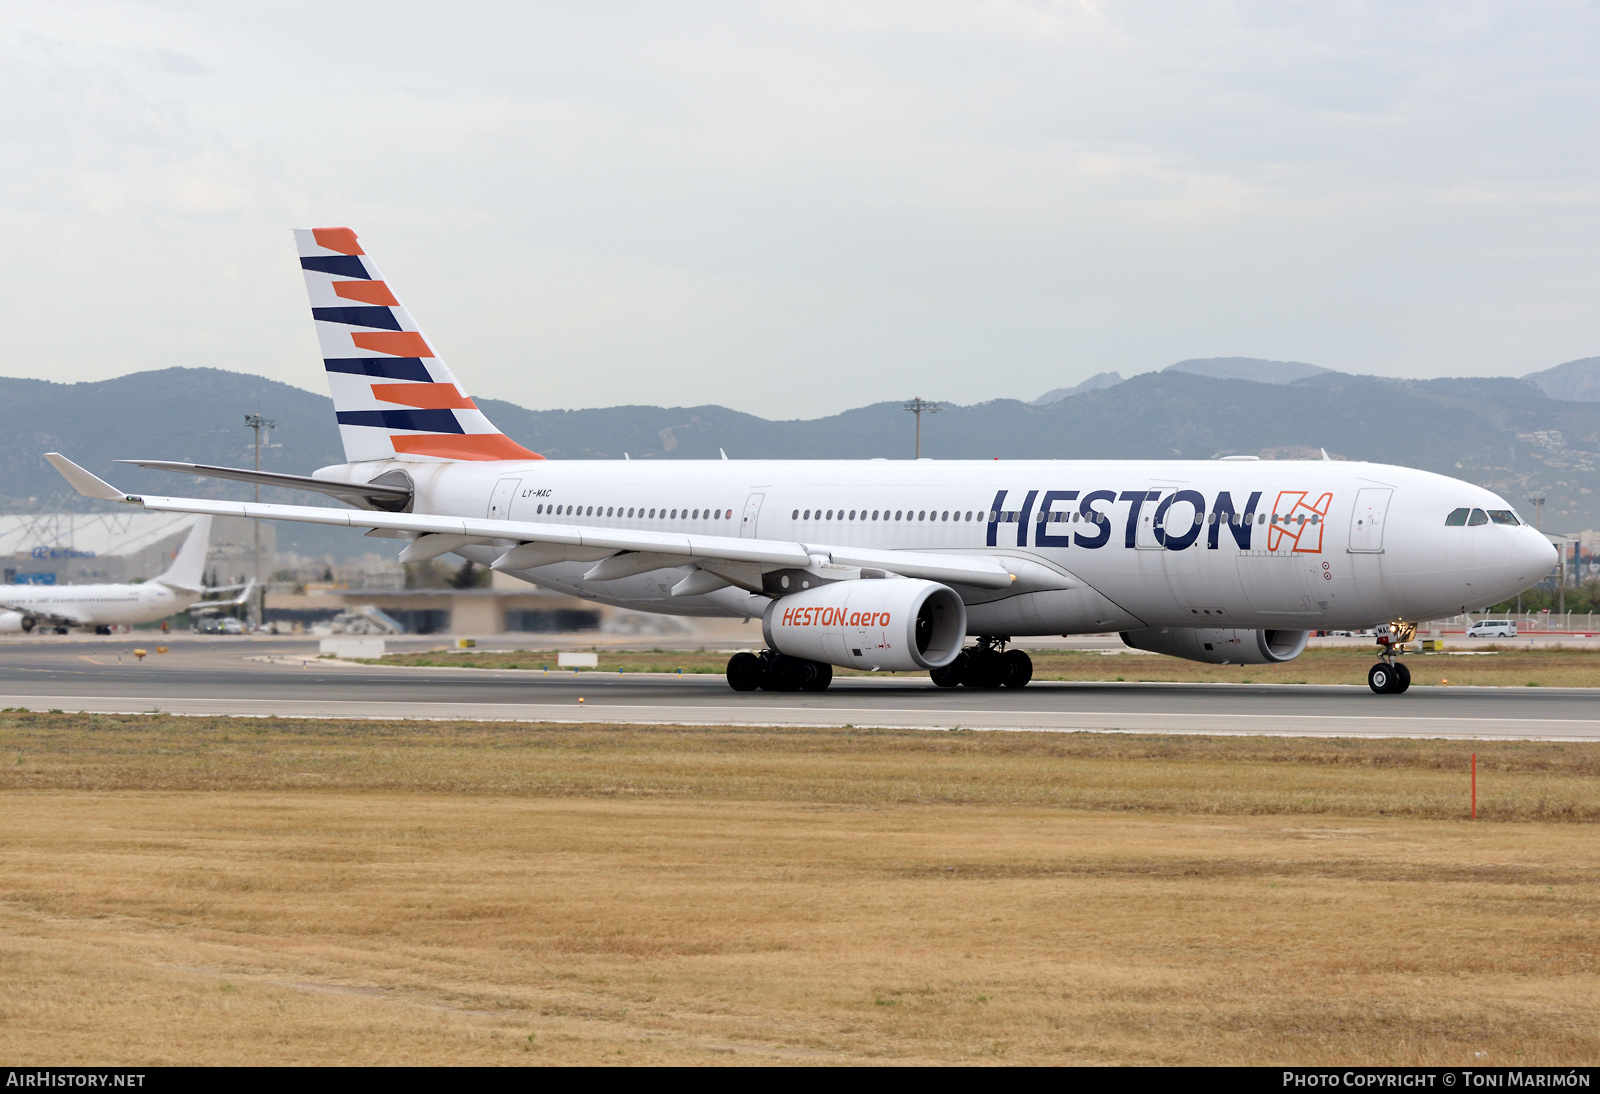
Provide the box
[1514,528,1558,582]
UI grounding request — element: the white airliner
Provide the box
[46,227,1557,693]
[0,517,248,634]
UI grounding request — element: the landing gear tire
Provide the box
[761,653,805,692]
[726,652,763,692]
[931,650,967,688]
[800,662,833,692]
[965,650,1008,688]
[1002,649,1033,688]
[1368,662,1410,694]
[1368,664,1393,693]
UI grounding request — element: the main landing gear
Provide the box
[930,636,1033,689]
[726,650,833,692]
[1368,621,1415,694]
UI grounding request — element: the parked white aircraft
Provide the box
[0,517,247,634]
[47,227,1557,692]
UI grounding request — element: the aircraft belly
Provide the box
[1070,552,1182,626]
[963,587,1143,636]
[1236,551,1326,623]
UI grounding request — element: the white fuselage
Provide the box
[316,456,1555,634]
[0,581,197,631]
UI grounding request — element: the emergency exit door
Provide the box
[1348,488,1392,553]
[488,478,519,520]
[740,493,764,539]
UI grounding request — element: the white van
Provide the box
[1465,619,1517,638]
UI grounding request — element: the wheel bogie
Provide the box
[927,641,1033,688]
[727,650,833,692]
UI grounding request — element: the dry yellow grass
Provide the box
[375,644,1600,688]
[1,714,1597,1065]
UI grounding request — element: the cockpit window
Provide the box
[1445,508,1469,526]
[1488,510,1520,526]
[1468,508,1489,526]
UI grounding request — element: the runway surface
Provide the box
[0,636,1596,741]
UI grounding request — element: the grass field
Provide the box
[376,643,1600,688]
[2,713,1598,1065]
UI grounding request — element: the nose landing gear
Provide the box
[1368,621,1415,694]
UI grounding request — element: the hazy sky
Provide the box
[3,1,1598,418]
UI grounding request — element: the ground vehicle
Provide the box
[1465,619,1517,638]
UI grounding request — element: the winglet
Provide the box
[44,453,136,502]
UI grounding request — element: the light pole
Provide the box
[902,397,941,460]
[244,413,278,628]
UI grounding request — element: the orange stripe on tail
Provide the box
[352,331,433,357]
[370,382,477,410]
[333,280,399,305]
[312,227,364,255]
[390,434,543,461]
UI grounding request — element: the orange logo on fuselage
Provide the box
[1268,491,1332,553]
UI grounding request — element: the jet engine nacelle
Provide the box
[0,611,24,634]
[1121,627,1310,665]
[763,578,966,671]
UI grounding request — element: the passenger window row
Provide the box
[536,504,733,521]
[1445,508,1520,527]
[791,509,981,521]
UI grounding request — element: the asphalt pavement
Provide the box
[0,635,1594,740]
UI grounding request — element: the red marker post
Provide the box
[1471,753,1477,820]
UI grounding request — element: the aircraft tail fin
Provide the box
[293,227,542,464]
[155,516,212,592]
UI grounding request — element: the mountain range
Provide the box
[2,357,1598,558]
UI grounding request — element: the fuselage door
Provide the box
[488,477,520,520]
[1348,488,1392,553]
[740,492,765,539]
[1134,488,1165,549]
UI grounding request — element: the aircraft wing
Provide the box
[45,454,1016,590]
[0,599,93,628]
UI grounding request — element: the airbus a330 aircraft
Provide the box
[0,517,249,634]
[47,228,1557,693]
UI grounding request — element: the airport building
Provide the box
[0,511,269,586]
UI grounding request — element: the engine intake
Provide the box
[1120,627,1309,665]
[763,578,966,671]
